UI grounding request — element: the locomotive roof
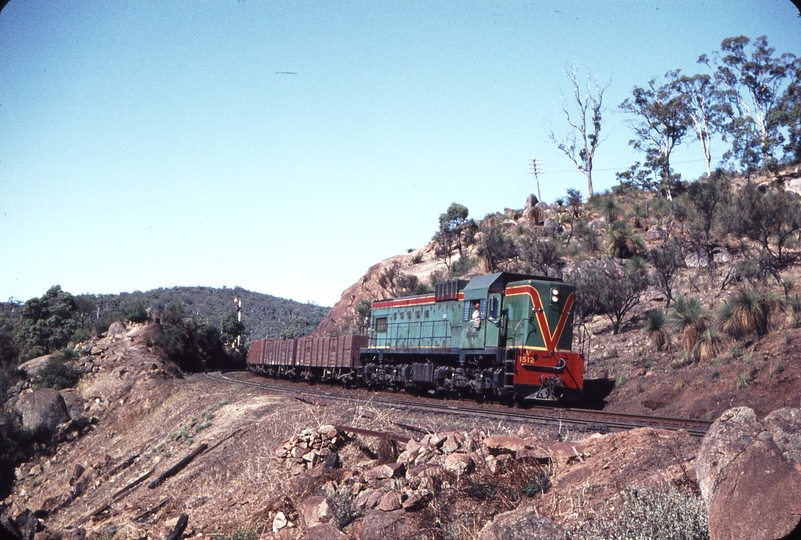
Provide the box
[463,272,559,295]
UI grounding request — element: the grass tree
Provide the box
[644,309,669,351]
[670,295,708,354]
[719,288,776,339]
[605,220,646,259]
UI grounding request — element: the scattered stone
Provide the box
[377,491,403,512]
[443,453,473,476]
[272,511,288,532]
[483,435,526,456]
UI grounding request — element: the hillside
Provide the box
[317,167,801,420]
[77,286,329,343]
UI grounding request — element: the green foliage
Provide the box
[644,309,668,351]
[649,239,684,307]
[683,172,732,265]
[17,285,79,360]
[475,216,517,273]
[575,484,708,540]
[154,317,231,372]
[433,203,477,268]
[605,220,645,258]
[569,219,602,257]
[726,182,801,271]
[123,303,149,323]
[719,288,775,339]
[671,296,708,353]
[519,229,564,278]
[448,255,478,277]
[35,356,82,389]
[697,327,724,363]
[215,528,261,540]
[701,35,796,173]
[616,162,658,192]
[737,371,752,389]
[278,316,312,340]
[574,260,648,334]
[72,286,328,342]
[592,193,621,221]
[615,373,628,387]
[220,311,246,344]
[620,77,690,195]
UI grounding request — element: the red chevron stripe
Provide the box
[506,285,574,352]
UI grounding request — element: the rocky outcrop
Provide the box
[15,355,52,379]
[12,388,70,433]
[695,406,801,540]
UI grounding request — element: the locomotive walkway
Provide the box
[205,371,711,438]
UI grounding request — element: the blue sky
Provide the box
[1,1,800,307]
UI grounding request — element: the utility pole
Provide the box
[528,157,543,202]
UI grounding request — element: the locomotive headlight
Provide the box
[551,287,560,303]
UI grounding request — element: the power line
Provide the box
[546,156,718,174]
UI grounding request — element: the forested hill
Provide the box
[0,286,329,352]
[79,286,329,342]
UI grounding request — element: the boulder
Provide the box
[696,406,801,540]
[131,322,163,345]
[763,407,801,465]
[16,355,52,379]
[297,496,330,528]
[543,218,560,236]
[478,507,566,540]
[644,226,667,241]
[443,453,473,476]
[107,321,126,336]
[58,389,88,424]
[349,509,420,540]
[13,388,70,433]
[483,435,526,456]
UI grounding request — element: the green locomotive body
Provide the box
[361,272,584,402]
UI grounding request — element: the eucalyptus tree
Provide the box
[699,35,797,173]
[550,65,609,198]
[620,77,689,199]
[668,70,731,177]
[433,203,476,269]
[777,58,801,163]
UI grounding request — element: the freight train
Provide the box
[247,272,584,403]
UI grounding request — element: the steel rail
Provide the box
[204,371,711,438]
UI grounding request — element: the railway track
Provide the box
[205,371,712,438]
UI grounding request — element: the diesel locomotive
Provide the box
[247,272,585,403]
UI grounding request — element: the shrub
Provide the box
[124,303,149,323]
[449,255,478,277]
[737,371,752,389]
[574,484,709,540]
[35,357,81,389]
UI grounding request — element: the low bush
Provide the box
[124,303,149,323]
[35,356,81,389]
[573,484,708,540]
